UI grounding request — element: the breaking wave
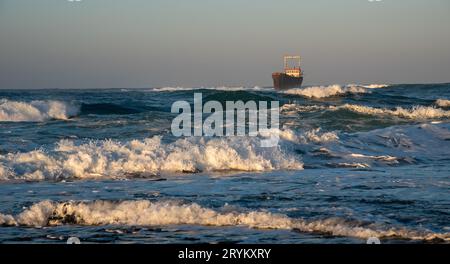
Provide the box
[0,135,303,181]
[436,99,450,108]
[281,102,450,120]
[281,104,327,114]
[0,200,448,241]
[283,84,367,98]
[150,84,388,95]
[278,128,339,144]
[0,99,79,122]
[4,122,445,181]
[337,104,450,119]
[360,84,390,89]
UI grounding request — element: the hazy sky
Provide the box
[1,0,450,88]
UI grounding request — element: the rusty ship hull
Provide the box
[272,72,303,90]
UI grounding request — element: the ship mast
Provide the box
[284,55,302,77]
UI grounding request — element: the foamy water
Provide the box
[0,84,449,243]
[283,84,368,98]
[282,103,450,120]
[336,104,450,119]
[436,99,450,108]
[0,99,79,122]
[361,84,390,89]
[1,199,447,241]
[0,134,303,181]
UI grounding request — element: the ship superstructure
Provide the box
[272,55,303,89]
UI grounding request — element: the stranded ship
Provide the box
[272,55,303,90]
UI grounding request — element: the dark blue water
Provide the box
[0,83,449,243]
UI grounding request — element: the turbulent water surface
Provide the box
[0,83,449,243]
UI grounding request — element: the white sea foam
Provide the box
[263,128,339,144]
[0,213,16,226]
[150,87,198,92]
[349,153,399,162]
[337,104,450,119]
[0,99,79,122]
[302,128,339,143]
[281,102,450,120]
[1,200,448,241]
[281,104,327,114]
[0,135,303,181]
[150,84,387,95]
[436,99,450,108]
[361,84,389,89]
[329,162,370,169]
[347,153,401,165]
[283,84,367,98]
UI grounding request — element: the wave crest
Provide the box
[361,84,389,89]
[277,128,339,144]
[0,99,79,122]
[436,99,450,108]
[337,104,450,119]
[283,84,367,98]
[0,135,303,181]
[1,199,447,241]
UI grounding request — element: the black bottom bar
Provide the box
[0,244,448,263]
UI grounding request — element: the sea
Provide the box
[0,83,449,243]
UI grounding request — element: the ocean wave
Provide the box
[150,85,387,95]
[436,99,450,108]
[327,162,370,168]
[283,84,367,98]
[277,128,339,144]
[1,199,447,241]
[149,86,271,92]
[281,104,327,114]
[295,123,450,169]
[302,129,339,143]
[343,123,450,163]
[348,153,400,163]
[281,102,450,120]
[360,84,390,89]
[0,99,79,122]
[336,104,450,119]
[0,135,303,181]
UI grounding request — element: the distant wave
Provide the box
[337,104,450,119]
[281,104,327,114]
[360,84,390,89]
[0,99,79,122]
[0,134,303,181]
[150,84,389,95]
[149,86,272,92]
[282,102,450,120]
[327,162,370,169]
[1,199,447,241]
[283,84,367,98]
[436,99,450,108]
